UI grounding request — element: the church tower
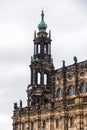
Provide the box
[27,10,54,106]
[12,10,55,130]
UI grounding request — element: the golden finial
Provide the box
[41,7,44,13]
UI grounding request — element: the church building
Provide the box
[12,10,87,130]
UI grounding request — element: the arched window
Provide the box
[44,74,47,85]
[80,82,87,93]
[56,119,59,128]
[42,120,46,128]
[69,86,74,96]
[70,117,74,127]
[57,88,62,98]
[38,44,40,54]
[38,73,40,84]
[44,45,47,54]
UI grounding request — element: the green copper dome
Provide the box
[38,10,47,31]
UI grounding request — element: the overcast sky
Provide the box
[0,0,87,130]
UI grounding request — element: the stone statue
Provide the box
[14,103,18,110]
[62,60,65,67]
[20,100,22,108]
[74,56,77,63]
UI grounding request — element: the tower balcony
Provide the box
[27,84,51,97]
[31,55,52,63]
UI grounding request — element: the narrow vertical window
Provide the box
[38,44,40,54]
[38,73,40,84]
[57,88,62,98]
[70,117,74,127]
[80,82,86,93]
[44,74,47,85]
[42,120,46,128]
[31,122,34,130]
[44,45,47,54]
[69,86,74,95]
[37,97,40,104]
[56,119,59,128]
